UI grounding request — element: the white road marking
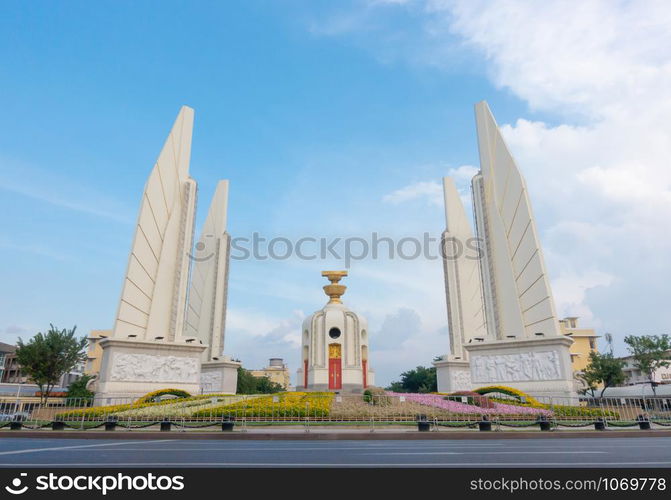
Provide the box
[0,440,174,456]
[19,446,502,452]
[364,451,608,456]
[0,461,669,468]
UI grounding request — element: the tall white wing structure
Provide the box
[442,177,487,358]
[472,101,560,339]
[184,180,231,361]
[112,106,198,343]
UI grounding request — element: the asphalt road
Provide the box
[0,437,669,468]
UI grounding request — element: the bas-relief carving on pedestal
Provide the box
[110,353,199,383]
[471,351,561,383]
[451,370,471,391]
[200,371,223,392]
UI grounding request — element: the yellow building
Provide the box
[559,317,599,372]
[85,329,111,376]
[250,358,291,390]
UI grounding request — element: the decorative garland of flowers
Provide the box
[477,387,620,418]
[387,392,551,417]
[55,390,223,419]
[472,386,542,406]
[135,388,192,404]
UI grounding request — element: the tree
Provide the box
[624,334,671,396]
[236,367,258,394]
[65,374,95,407]
[16,324,87,404]
[575,370,599,398]
[386,366,437,393]
[581,351,625,398]
[235,367,284,394]
[255,376,284,394]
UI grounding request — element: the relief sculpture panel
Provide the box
[471,351,561,383]
[110,353,199,383]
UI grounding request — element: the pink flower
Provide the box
[386,392,551,417]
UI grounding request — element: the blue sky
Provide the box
[2,1,670,386]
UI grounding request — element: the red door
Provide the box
[329,358,342,390]
[303,359,308,388]
[362,360,368,388]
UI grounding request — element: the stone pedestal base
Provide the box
[95,338,206,404]
[433,357,472,393]
[296,367,375,393]
[465,336,576,400]
[201,358,241,394]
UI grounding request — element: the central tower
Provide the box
[297,271,374,393]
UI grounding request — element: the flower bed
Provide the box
[472,386,619,418]
[388,392,552,417]
[192,392,334,418]
[330,396,455,420]
[55,392,236,419]
[116,395,246,418]
[447,391,496,409]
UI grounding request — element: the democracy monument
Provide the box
[91,100,572,400]
[433,101,575,398]
[296,271,374,393]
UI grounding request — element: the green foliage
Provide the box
[386,366,437,393]
[581,351,626,398]
[624,334,671,394]
[575,370,600,397]
[362,387,391,406]
[65,374,94,407]
[254,376,284,394]
[16,324,87,404]
[236,367,283,394]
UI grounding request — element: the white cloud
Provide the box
[382,164,477,208]
[551,270,615,326]
[382,180,443,205]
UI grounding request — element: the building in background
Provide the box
[84,330,110,377]
[0,343,24,383]
[0,342,16,382]
[0,341,84,387]
[250,358,291,390]
[559,317,600,372]
[618,351,671,386]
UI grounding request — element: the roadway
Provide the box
[0,437,669,467]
